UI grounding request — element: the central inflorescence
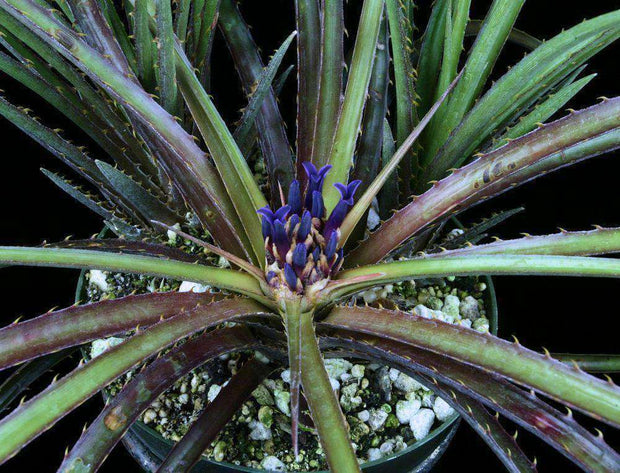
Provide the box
[258,163,361,295]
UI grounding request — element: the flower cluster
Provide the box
[258,163,361,294]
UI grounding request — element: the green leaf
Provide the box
[294,0,321,166]
[421,0,526,169]
[311,0,344,169]
[175,43,268,265]
[424,10,620,182]
[552,354,620,373]
[297,308,360,472]
[429,227,620,258]
[330,254,620,302]
[496,73,596,146]
[134,0,156,90]
[155,0,178,114]
[95,160,178,226]
[0,246,271,305]
[435,0,470,102]
[0,301,265,463]
[348,97,620,266]
[323,307,620,427]
[416,0,449,116]
[0,292,212,370]
[233,30,297,151]
[323,0,384,212]
[340,72,461,247]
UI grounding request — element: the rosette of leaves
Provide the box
[0,0,619,472]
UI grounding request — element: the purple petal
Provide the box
[261,216,273,239]
[288,180,302,215]
[292,244,307,270]
[298,211,312,241]
[273,221,290,259]
[324,200,348,239]
[311,191,325,219]
[257,205,275,221]
[325,232,338,259]
[284,263,298,290]
[274,205,291,223]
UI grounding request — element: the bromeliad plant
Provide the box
[0,0,619,471]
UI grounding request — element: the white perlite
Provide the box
[367,448,382,462]
[459,295,480,320]
[433,397,455,422]
[367,409,389,431]
[178,281,210,293]
[394,372,423,393]
[410,408,435,441]
[324,358,353,379]
[89,337,123,359]
[207,384,221,402]
[88,270,109,292]
[249,420,272,441]
[274,389,291,416]
[395,399,421,424]
[357,410,370,422]
[261,455,286,471]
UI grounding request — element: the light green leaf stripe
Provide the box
[329,254,620,300]
[0,247,272,306]
[496,74,596,145]
[175,43,268,266]
[323,0,384,212]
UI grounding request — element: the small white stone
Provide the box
[394,373,423,393]
[357,410,370,422]
[260,455,286,471]
[367,448,382,461]
[274,389,291,416]
[395,399,421,424]
[178,393,189,405]
[367,207,381,230]
[442,295,461,317]
[280,369,291,384]
[340,373,352,383]
[207,384,221,402]
[433,397,455,422]
[249,420,272,441]
[460,296,481,320]
[143,409,157,424]
[88,270,109,292]
[367,409,389,431]
[379,440,395,455]
[178,281,210,293]
[329,377,341,391]
[324,359,353,379]
[388,368,400,382]
[413,304,433,319]
[421,392,435,407]
[410,408,435,441]
[351,365,365,379]
[166,223,181,244]
[90,337,124,359]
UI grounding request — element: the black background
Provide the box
[0,0,618,471]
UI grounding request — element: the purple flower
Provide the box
[324,180,361,239]
[303,163,332,208]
